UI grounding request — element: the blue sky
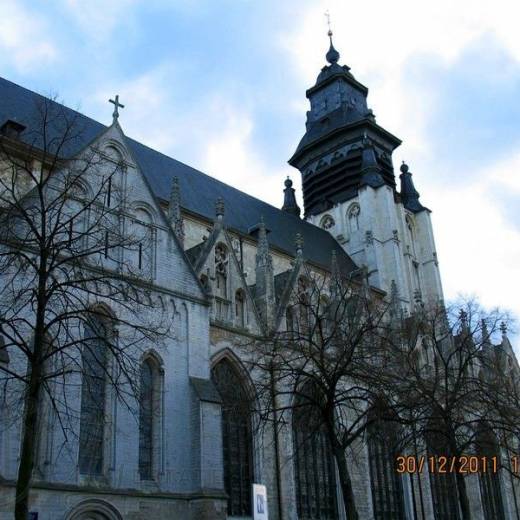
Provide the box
[2,0,519,343]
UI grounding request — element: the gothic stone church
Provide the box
[0,37,517,520]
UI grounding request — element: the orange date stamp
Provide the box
[396,455,499,474]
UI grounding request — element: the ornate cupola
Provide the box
[288,31,402,218]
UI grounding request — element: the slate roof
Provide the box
[0,76,357,273]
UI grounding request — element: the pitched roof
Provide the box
[0,76,357,273]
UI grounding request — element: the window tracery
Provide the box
[79,314,111,476]
[367,408,405,519]
[476,425,505,519]
[211,358,253,516]
[293,382,338,519]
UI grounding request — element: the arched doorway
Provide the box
[66,499,122,520]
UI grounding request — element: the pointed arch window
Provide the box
[293,382,338,520]
[476,425,505,520]
[426,425,460,520]
[133,207,156,278]
[211,358,253,516]
[320,214,335,230]
[139,356,163,480]
[78,314,110,476]
[367,407,405,520]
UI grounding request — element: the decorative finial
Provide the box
[413,289,423,307]
[324,10,340,64]
[282,176,301,218]
[481,319,490,343]
[295,233,304,254]
[109,95,125,122]
[500,321,508,337]
[400,161,409,174]
[169,176,184,245]
[459,309,468,328]
[215,197,225,219]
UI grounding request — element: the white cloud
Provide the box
[0,0,57,71]
[64,0,138,43]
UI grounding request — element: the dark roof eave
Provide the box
[288,118,402,167]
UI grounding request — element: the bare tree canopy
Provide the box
[248,257,518,520]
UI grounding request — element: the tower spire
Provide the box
[399,161,426,213]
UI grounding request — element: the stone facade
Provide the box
[0,36,519,520]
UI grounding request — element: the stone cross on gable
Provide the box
[109,95,125,122]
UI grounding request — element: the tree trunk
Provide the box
[14,363,41,520]
[14,257,47,520]
[332,443,359,520]
[455,471,471,520]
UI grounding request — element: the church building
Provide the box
[0,31,518,520]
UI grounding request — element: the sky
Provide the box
[1,0,519,343]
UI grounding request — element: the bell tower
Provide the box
[289,32,444,309]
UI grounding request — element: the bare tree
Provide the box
[0,97,170,519]
[249,265,395,520]
[381,298,516,520]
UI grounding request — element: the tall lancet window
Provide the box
[426,425,460,520]
[367,406,405,520]
[297,277,311,335]
[347,203,360,233]
[139,356,162,480]
[211,358,253,516]
[476,425,505,520]
[235,289,246,328]
[79,314,110,476]
[293,382,338,520]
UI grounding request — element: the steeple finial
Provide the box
[168,176,184,246]
[256,216,273,269]
[215,197,225,220]
[281,176,301,217]
[324,10,340,64]
[295,233,304,255]
[500,321,508,337]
